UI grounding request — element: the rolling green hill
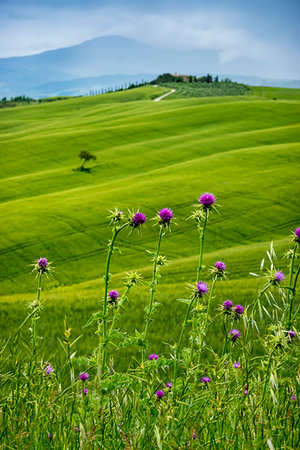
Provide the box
[0,85,299,362]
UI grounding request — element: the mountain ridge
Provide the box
[0,35,299,98]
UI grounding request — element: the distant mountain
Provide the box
[0,36,218,98]
[0,35,299,98]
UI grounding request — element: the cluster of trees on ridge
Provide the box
[150,73,233,84]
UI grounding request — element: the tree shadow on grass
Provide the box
[73,167,92,174]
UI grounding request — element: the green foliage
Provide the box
[161,80,250,98]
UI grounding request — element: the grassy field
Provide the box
[0,84,299,363]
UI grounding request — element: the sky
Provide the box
[0,0,299,79]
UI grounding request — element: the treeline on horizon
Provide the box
[0,73,247,107]
[150,72,233,84]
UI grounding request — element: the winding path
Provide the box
[154,89,176,102]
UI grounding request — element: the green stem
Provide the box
[288,264,300,329]
[197,277,217,356]
[32,272,42,360]
[173,295,197,389]
[285,244,296,325]
[99,222,128,376]
[189,210,209,363]
[142,226,164,364]
[196,209,208,283]
[221,315,229,357]
[108,284,132,340]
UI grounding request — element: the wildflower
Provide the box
[212,261,227,279]
[78,372,89,381]
[159,208,173,224]
[148,354,159,360]
[291,395,296,400]
[233,362,241,369]
[201,376,211,383]
[131,212,146,228]
[32,257,52,275]
[271,271,285,285]
[234,304,244,316]
[294,227,300,242]
[192,434,198,439]
[166,382,172,388]
[47,433,54,440]
[215,261,226,272]
[228,329,241,341]
[199,192,216,209]
[83,388,88,396]
[38,258,48,269]
[45,364,53,375]
[288,330,296,338]
[244,389,248,396]
[75,427,79,432]
[156,390,164,399]
[108,290,119,303]
[196,281,209,297]
[222,300,233,311]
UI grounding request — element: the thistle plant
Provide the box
[284,227,300,329]
[183,194,218,371]
[29,258,52,368]
[142,208,173,364]
[1,202,299,449]
[100,209,146,376]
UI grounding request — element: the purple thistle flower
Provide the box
[38,258,48,269]
[148,354,159,360]
[234,304,244,315]
[244,389,248,396]
[294,227,300,241]
[199,192,216,209]
[215,261,226,272]
[78,372,89,381]
[288,330,296,338]
[159,208,173,224]
[192,434,198,439]
[291,395,296,401]
[156,390,164,399]
[166,382,172,388]
[83,388,88,396]
[132,212,146,227]
[45,364,53,375]
[201,376,211,383]
[228,329,241,341]
[233,362,241,369]
[223,300,233,310]
[272,271,285,284]
[75,427,79,432]
[108,290,119,302]
[196,281,209,296]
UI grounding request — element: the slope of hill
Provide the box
[0,86,299,358]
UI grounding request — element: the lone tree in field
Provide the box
[78,150,97,170]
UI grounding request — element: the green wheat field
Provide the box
[1,85,299,362]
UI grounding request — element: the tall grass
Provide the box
[0,197,299,448]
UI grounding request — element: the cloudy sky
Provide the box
[0,0,299,78]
